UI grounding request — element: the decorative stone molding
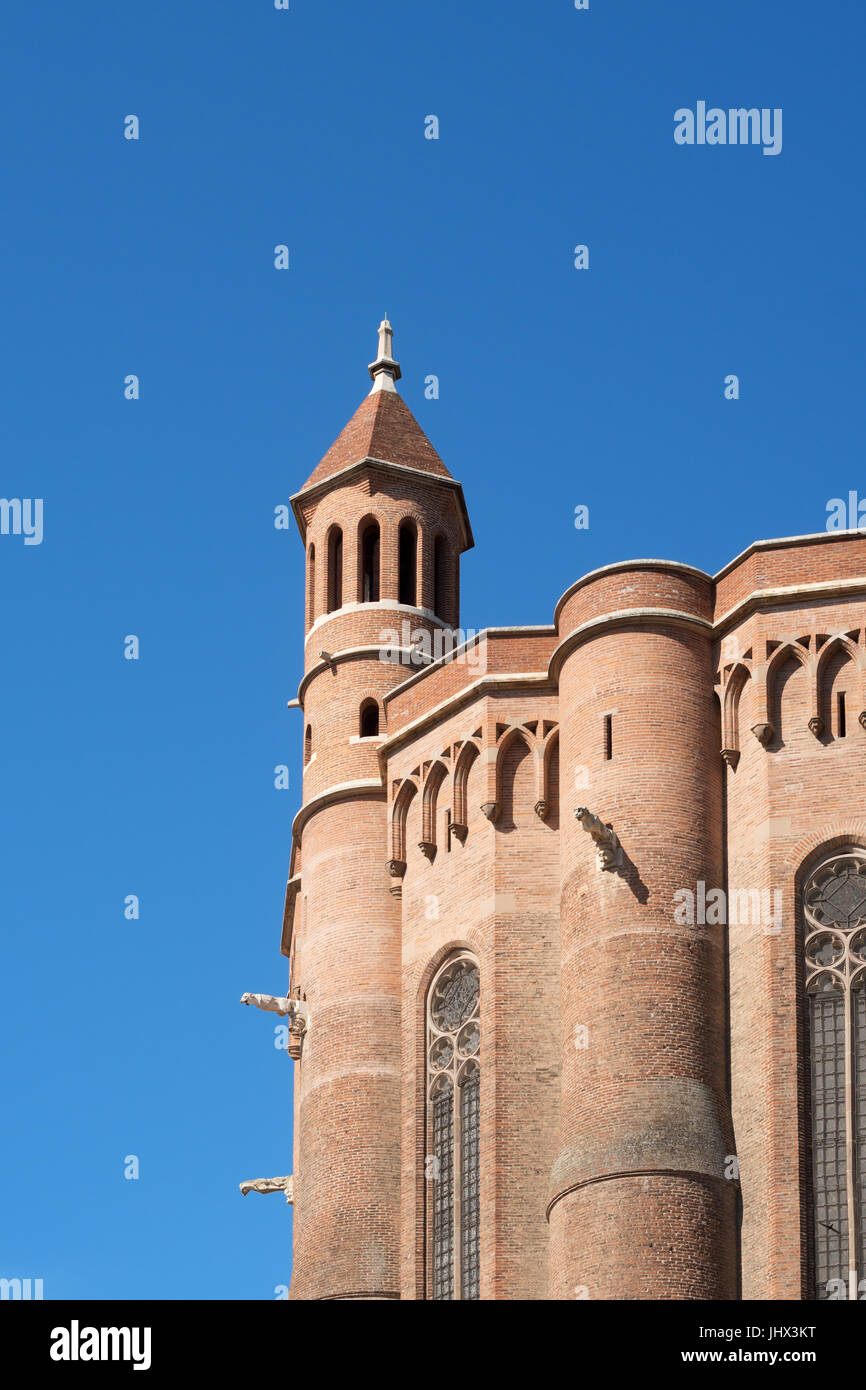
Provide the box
[288,1014,307,1061]
[418,840,436,861]
[720,748,740,770]
[534,798,549,821]
[860,710,866,731]
[751,721,774,746]
[388,857,406,898]
[480,801,500,823]
[808,715,825,738]
[574,807,622,871]
[449,820,468,844]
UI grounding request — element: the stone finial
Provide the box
[368,315,402,393]
[575,807,622,871]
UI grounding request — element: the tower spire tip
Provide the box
[368,315,401,393]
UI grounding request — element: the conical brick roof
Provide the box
[300,387,453,493]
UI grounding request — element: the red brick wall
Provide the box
[286,451,866,1300]
[290,797,402,1300]
[720,594,866,1298]
[550,566,737,1299]
[290,465,466,1299]
[392,696,561,1299]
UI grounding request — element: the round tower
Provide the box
[548,562,738,1300]
[287,321,472,1300]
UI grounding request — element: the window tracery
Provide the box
[426,954,481,1300]
[804,849,866,1299]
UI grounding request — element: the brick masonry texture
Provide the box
[281,366,866,1300]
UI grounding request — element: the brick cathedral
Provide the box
[276,320,866,1300]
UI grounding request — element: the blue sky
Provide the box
[1,0,863,1299]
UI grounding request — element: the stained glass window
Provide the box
[426,954,481,1300]
[804,850,866,1299]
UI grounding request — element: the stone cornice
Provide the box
[548,608,713,683]
[291,779,385,847]
[712,528,866,583]
[290,455,474,551]
[305,599,450,646]
[713,576,866,636]
[383,624,556,705]
[297,646,429,708]
[553,559,712,630]
[377,671,554,767]
[546,1168,732,1221]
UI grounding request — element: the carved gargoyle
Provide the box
[574,807,622,871]
[240,993,309,1029]
[239,1176,294,1204]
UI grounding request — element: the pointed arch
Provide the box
[755,642,811,745]
[425,950,481,1300]
[420,760,449,854]
[721,662,751,764]
[452,741,480,839]
[800,843,866,1298]
[816,637,862,740]
[391,778,419,866]
[538,726,559,823]
[497,727,533,830]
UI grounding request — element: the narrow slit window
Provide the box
[361,522,380,603]
[433,535,447,620]
[398,521,417,607]
[304,725,312,764]
[327,527,343,612]
[838,692,847,739]
[604,714,613,761]
[307,544,316,627]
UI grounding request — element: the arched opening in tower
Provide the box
[327,526,343,611]
[361,521,380,603]
[398,520,417,607]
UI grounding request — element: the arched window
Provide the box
[398,520,417,607]
[433,535,447,620]
[359,699,379,738]
[426,953,481,1300]
[327,527,343,612]
[360,520,380,603]
[307,544,316,627]
[804,848,866,1299]
[304,725,312,764]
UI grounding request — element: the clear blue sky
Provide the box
[1,0,863,1299]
